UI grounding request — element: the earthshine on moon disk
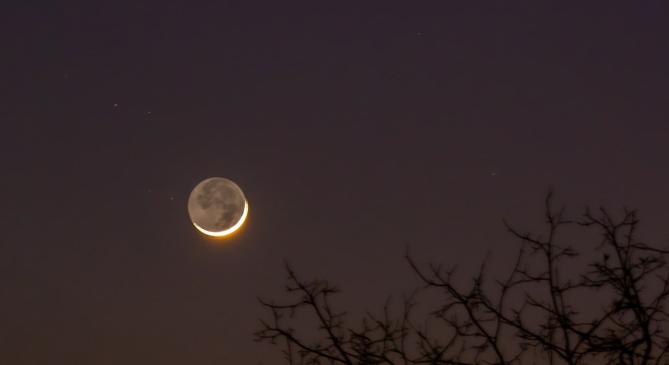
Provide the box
[187,177,248,237]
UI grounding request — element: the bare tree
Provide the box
[255,192,669,364]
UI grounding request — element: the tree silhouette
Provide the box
[255,192,669,364]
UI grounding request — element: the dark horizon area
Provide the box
[2,2,668,363]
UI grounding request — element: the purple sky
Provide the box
[2,2,668,363]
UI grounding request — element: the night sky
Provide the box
[3,2,669,364]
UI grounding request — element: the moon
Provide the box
[187,177,248,237]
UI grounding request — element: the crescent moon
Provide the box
[187,177,249,238]
[192,201,249,237]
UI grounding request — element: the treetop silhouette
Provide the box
[256,192,669,365]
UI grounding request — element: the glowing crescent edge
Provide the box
[192,201,249,237]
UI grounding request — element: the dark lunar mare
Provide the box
[194,178,245,230]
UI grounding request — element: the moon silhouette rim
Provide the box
[192,200,249,237]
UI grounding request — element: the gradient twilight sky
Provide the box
[2,2,669,364]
